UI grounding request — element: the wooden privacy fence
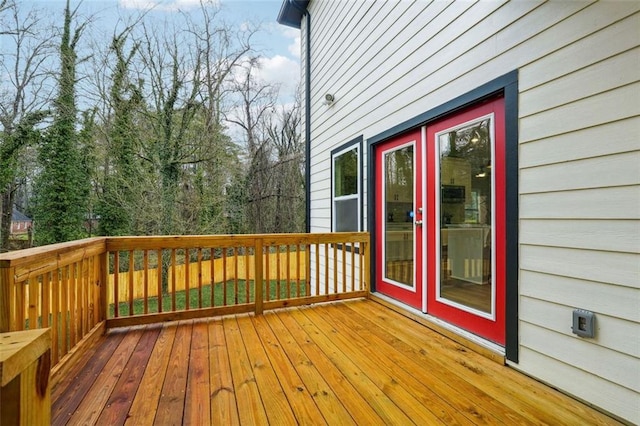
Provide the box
[0,232,370,369]
[108,251,306,304]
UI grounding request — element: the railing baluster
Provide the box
[364,241,370,293]
[286,245,291,299]
[128,251,134,316]
[306,244,311,297]
[351,242,356,292]
[222,248,227,306]
[113,251,120,318]
[42,272,50,328]
[28,276,37,329]
[254,238,263,314]
[342,241,347,293]
[245,246,250,303]
[265,245,271,302]
[315,242,320,296]
[185,249,191,311]
[171,249,177,311]
[324,243,329,296]
[296,244,301,297]
[69,263,77,347]
[81,258,88,335]
[52,270,60,364]
[143,250,149,314]
[276,246,281,300]
[333,243,338,295]
[60,266,69,356]
[234,247,239,305]
[210,248,215,307]
[157,249,163,313]
[197,248,203,309]
[81,260,86,333]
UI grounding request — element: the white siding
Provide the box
[301,1,640,422]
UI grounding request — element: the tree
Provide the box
[94,27,144,236]
[267,100,304,233]
[33,0,90,244]
[0,1,53,251]
[225,57,279,233]
[226,58,305,234]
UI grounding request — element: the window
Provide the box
[332,137,362,232]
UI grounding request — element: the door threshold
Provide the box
[371,293,506,364]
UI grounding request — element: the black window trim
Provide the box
[331,135,364,233]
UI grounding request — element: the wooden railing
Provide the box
[0,238,106,367]
[104,233,370,327]
[0,232,370,369]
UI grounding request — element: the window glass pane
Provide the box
[438,118,492,313]
[384,145,414,287]
[334,198,358,232]
[334,148,358,197]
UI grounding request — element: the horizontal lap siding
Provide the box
[516,5,640,423]
[304,1,640,422]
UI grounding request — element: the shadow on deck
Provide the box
[51,299,620,425]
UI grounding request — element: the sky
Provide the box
[7,0,301,103]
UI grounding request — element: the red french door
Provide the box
[375,129,424,310]
[376,97,506,345]
[426,98,506,345]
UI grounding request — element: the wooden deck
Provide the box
[51,299,620,425]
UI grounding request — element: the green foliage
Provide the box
[3,1,306,248]
[32,1,90,245]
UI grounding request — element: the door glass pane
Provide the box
[384,145,414,287]
[438,118,492,313]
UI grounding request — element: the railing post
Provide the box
[363,239,371,298]
[0,264,15,333]
[254,238,263,315]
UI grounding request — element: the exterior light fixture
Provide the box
[324,93,335,105]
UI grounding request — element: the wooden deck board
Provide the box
[52,299,623,425]
[283,307,418,425]
[324,302,516,425]
[125,321,177,425]
[51,329,125,426]
[96,324,162,425]
[155,321,192,425]
[184,320,211,425]
[208,318,240,424]
[348,300,610,425]
[249,314,329,425]
[66,327,144,425]
[265,310,373,425]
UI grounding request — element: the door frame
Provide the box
[367,71,520,361]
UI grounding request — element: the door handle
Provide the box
[414,220,423,226]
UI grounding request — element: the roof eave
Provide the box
[277,0,309,29]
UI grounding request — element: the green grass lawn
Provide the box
[110,279,307,317]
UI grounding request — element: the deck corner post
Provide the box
[0,264,15,333]
[254,238,264,315]
[363,239,371,298]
